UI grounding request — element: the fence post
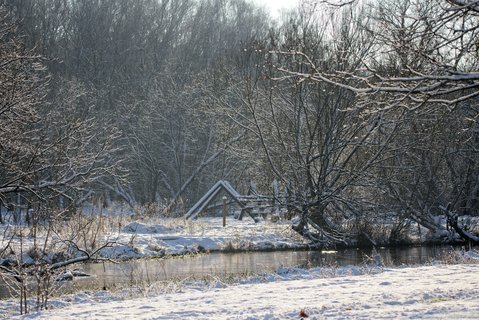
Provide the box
[222,196,227,227]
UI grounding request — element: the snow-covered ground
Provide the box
[4,263,479,319]
[2,214,479,319]
[102,217,306,259]
[0,217,307,264]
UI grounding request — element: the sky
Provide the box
[253,0,298,18]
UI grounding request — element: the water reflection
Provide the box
[0,245,457,299]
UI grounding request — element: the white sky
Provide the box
[253,0,299,17]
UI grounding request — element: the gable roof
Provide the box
[185,180,245,219]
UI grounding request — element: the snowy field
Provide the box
[3,263,479,319]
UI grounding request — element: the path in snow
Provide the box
[14,264,479,319]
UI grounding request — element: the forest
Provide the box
[1,0,479,249]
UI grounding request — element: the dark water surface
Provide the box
[0,246,458,299]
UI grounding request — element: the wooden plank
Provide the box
[188,186,223,219]
[185,180,223,218]
[222,180,241,198]
[185,180,246,220]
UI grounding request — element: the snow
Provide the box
[4,263,479,319]
[98,218,307,259]
[2,215,479,318]
[0,217,307,263]
[121,222,178,234]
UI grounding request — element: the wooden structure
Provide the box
[185,180,275,222]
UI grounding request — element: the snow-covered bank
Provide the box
[5,263,479,319]
[0,217,307,264]
[100,218,307,259]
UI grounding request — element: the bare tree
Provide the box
[283,0,479,107]
[0,6,46,210]
[0,6,124,313]
[220,4,406,245]
[273,0,479,244]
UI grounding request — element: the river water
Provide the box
[0,246,458,299]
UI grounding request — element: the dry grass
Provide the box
[434,249,479,265]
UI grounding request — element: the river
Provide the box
[0,245,459,299]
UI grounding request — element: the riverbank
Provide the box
[0,217,308,265]
[98,217,308,259]
[4,262,479,319]
[1,214,475,266]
